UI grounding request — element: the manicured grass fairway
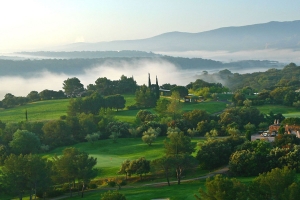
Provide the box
[56,175,257,200]
[115,101,227,123]
[0,99,69,122]
[70,180,206,200]
[182,101,227,113]
[0,94,227,123]
[114,109,154,124]
[256,105,300,117]
[43,137,204,178]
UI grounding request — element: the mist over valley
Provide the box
[0,55,285,99]
[1,20,299,99]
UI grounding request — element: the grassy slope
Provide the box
[38,137,207,200]
[71,180,206,200]
[0,99,69,122]
[0,95,228,123]
[55,174,256,200]
[256,104,300,117]
[43,137,204,178]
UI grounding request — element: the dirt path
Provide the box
[49,166,229,200]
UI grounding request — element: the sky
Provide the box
[1,0,300,52]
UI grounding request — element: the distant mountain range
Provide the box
[53,20,300,52]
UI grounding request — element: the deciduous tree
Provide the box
[42,120,73,148]
[9,130,40,155]
[164,127,195,156]
[52,147,97,197]
[142,127,160,146]
[195,174,247,200]
[63,77,84,97]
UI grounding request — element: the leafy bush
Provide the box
[126,105,138,110]
[60,115,67,120]
[107,180,116,187]
[45,189,64,198]
[119,180,127,186]
[88,183,98,189]
[101,190,126,200]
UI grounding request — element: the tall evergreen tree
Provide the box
[148,73,151,88]
[155,76,160,100]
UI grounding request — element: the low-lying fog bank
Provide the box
[156,49,300,65]
[0,51,293,99]
[0,59,187,99]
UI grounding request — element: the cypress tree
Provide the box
[148,73,151,88]
[156,76,160,100]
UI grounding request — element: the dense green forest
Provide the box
[196,62,300,91]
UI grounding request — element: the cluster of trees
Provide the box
[0,75,136,109]
[232,86,300,107]
[187,79,229,98]
[118,157,150,180]
[229,136,300,176]
[133,99,273,141]
[198,63,300,92]
[196,167,300,200]
[85,75,137,96]
[0,90,65,108]
[151,127,197,185]
[68,93,126,115]
[0,110,131,163]
[196,136,245,170]
[0,147,96,199]
[118,126,198,187]
[194,129,300,179]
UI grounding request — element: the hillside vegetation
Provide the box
[0,96,228,123]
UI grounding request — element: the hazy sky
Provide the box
[1,0,300,52]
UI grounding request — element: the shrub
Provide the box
[107,180,116,187]
[45,189,64,198]
[101,190,126,200]
[88,183,98,189]
[119,180,127,186]
[126,105,138,110]
[60,115,67,120]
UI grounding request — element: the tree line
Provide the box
[0,147,97,199]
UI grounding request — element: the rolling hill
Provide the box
[54,20,300,52]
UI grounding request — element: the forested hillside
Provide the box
[195,62,300,91]
[0,54,282,77]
